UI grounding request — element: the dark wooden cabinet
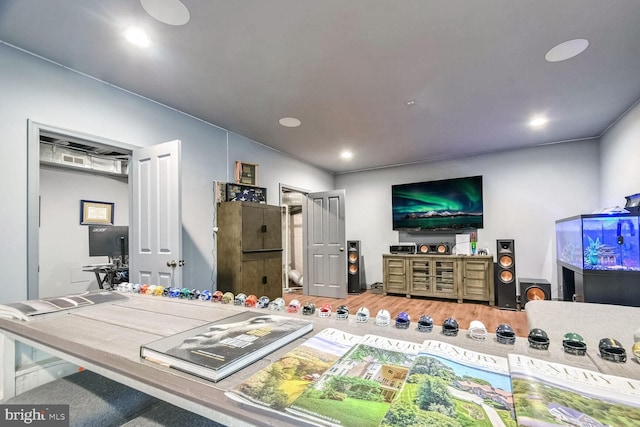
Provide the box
[217,202,283,300]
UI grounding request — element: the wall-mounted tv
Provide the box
[392,175,483,231]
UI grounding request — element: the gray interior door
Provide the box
[305,189,346,298]
[130,140,183,288]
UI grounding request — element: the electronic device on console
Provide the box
[389,242,416,254]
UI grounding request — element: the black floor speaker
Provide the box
[495,239,517,310]
[519,278,551,309]
[347,240,365,294]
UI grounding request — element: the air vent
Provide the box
[40,141,128,175]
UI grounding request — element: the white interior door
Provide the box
[305,189,346,298]
[130,140,182,288]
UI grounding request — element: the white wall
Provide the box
[39,167,129,297]
[336,141,601,297]
[600,101,640,207]
[0,43,333,303]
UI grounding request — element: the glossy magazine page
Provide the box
[509,354,640,426]
[286,335,422,427]
[0,291,128,321]
[381,340,515,427]
[226,328,361,423]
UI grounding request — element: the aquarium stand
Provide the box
[558,261,640,306]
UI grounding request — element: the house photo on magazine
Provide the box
[381,340,516,427]
[286,335,422,427]
[509,354,640,427]
[226,328,361,417]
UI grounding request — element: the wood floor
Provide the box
[282,290,529,337]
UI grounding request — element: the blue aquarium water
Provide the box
[556,214,639,271]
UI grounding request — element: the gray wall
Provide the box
[0,43,333,303]
[600,101,640,207]
[336,141,601,297]
[39,167,129,297]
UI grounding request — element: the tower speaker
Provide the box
[495,239,517,310]
[347,240,365,294]
[519,278,551,309]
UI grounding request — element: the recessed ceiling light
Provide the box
[141,0,190,26]
[123,27,150,48]
[529,116,548,128]
[340,150,353,160]
[279,117,301,128]
[545,39,589,62]
[405,99,417,107]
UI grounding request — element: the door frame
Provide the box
[279,183,309,293]
[27,119,138,299]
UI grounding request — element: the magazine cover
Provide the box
[141,311,313,382]
[0,290,128,321]
[381,340,516,427]
[226,328,361,417]
[509,354,640,427]
[286,334,422,427]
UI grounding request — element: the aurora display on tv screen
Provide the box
[392,175,483,231]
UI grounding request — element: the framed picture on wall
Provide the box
[234,161,258,186]
[80,200,114,225]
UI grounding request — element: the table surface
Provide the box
[1,293,639,426]
[525,299,640,380]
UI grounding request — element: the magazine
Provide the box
[382,340,516,427]
[140,311,313,382]
[509,354,640,427]
[285,334,422,427]
[226,328,361,422]
[0,290,128,321]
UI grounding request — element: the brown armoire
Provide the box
[216,202,283,300]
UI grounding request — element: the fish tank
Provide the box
[556,214,640,271]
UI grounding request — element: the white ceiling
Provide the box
[1,0,639,174]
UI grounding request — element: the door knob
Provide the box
[167,260,177,268]
[339,247,344,252]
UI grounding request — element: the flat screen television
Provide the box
[89,225,129,259]
[392,175,483,231]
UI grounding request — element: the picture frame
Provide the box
[80,200,114,225]
[235,161,258,186]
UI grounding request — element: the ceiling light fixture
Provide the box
[140,0,190,26]
[405,99,417,107]
[279,117,301,128]
[340,150,353,160]
[545,39,589,62]
[123,27,150,48]
[529,116,548,128]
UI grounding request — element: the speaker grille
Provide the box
[526,287,546,301]
[436,244,449,254]
[499,270,514,283]
[498,255,513,268]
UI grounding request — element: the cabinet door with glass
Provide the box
[432,258,458,299]
[408,256,432,296]
[383,255,407,295]
[461,256,494,305]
